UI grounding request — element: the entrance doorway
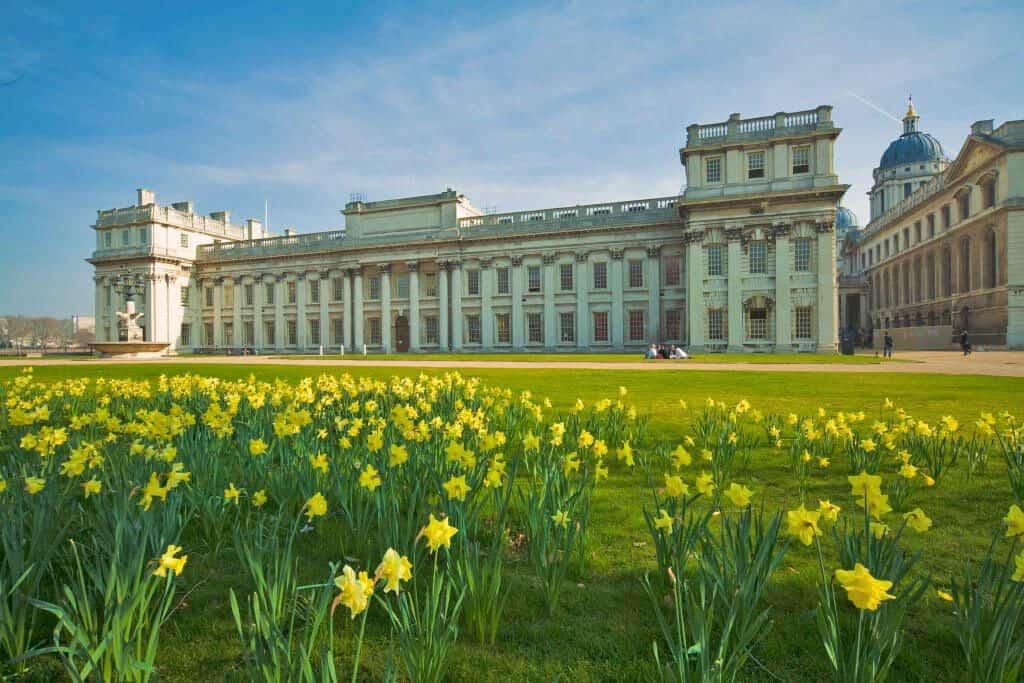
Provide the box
[394,316,410,352]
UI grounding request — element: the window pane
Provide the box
[527,266,541,293]
[593,262,607,289]
[559,312,575,342]
[628,310,645,341]
[592,312,609,342]
[706,157,722,183]
[559,263,573,291]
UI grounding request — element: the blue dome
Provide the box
[835,205,858,230]
[878,131,945,170]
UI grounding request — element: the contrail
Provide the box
[845,91,901,123]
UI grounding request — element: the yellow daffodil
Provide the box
[786,505,822,546]
[24,476,45,495]
[937,589,953,602]
[551,510,570,528]
[724,482,752,508]
[1013,551,1024,582]
[696,472,715,496]
[359,465,382,492]
[902,508,932,532]
[249,438,268,456]
[224,482,241,505]
[899,463,918,479]
[375,548,412,594]
[443,474,470,501]
[870,522,889,539]
[304,492,328,520]
[252,489,268,508]
[1004,505,1024,537]
[663,473,688,499]
[419,514,458,552]
[153,544,188,577]
[835,563,895,611]
[333,565,374,618]
[671,445,691,468]
[82,477,102,498]
[139,472,168,510]
[818,500,841,522]
[654,509,673,533]
[389,444,408,467]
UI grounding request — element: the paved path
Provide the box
[3,352,1024,377]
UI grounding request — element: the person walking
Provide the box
[883,332,894,359]
[960,329,972,356]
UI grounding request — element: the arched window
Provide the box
[985,229,997,289]
[941,246,953,297]
[960,238,971,292]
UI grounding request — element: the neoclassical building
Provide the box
[88,106,846,354]
[849,105,1024,349]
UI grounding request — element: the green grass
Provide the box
[4,363,1022,681]
[264,351,902,364]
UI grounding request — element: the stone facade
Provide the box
[87,107,846,354]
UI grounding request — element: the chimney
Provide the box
[246,218,263,240]
[210,210,230,224]
[971,119,994,136]
[171,201,195,214]
[137,188,155,206]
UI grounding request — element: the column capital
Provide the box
[725,226,744,242]
[276,273,287,282]
[771,223,792,238]
[378,263,392,274]
[610,249,624,261]
[479,258,492,269]
[542,253,557,265]
[646,245,661,258]
[406,261,419,272]
[343,267,358,278]
[510,256,523,267]
[815,221,835,234]
[682,230,704,245]
[319,270,330,280]
[575,251,589,263]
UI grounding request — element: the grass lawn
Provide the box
[264,351,903,364]
[3,363,1022,681]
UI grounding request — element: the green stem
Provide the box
[350,601,369,683]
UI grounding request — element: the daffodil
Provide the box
[419,514,458,552]
[24,476,45,495]
[1004,505,1024,537]
[252,489,268,508]
[443,474,470,501]
[818,500,841,522]
[82,477,102,498]
[224,482,241,505]
[835,563,895,611]
[333,565,374,618]
[654,509,673,533]
[663,473,688,499]
[786,505,822,546]
[936,589,953,602]
[389,444,409,467]
[153,544,188,577]
[903,508,932,532]
[375,548,412,594]
[671,445,691,468]
[249,438,268,456]
[551,510,570,528]
[696,472,715,496]
[724,482,752,507]
[304,492,328,520]
[359,465,382,492]
[1013,551,1024,582]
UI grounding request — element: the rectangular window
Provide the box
[593,261,608,289]
[983,181,996,208]
[496,267,510,294]
[287,281,297,304]
[180,323,191,346]
[707,309,725,341]
[527,313,543,343]
[395,274,409,298]
[265,282,275,305]
[368,276,380,300]
[180,284,189,305]
[466,314,481,343]
[903,228,910,249]
[309,318,321,346]
[705,157,722,184]
[665,309,682,340]
[223,323,234,347]
[367,318,382,346]
[527,266,542,293]
[794,239,811,272]
[203,322,214,346]
[941,205,951,229]
[496,313,511,343]
[309,279,320,304]
[424,316,439,345]
[104,231,112,247]
[747,151,765,179]
[467,269,480,296]
[749,241,767,274]
[628,310,645,342]
[243,321,254,346]
[903,182,912,198]
[138,227,147,243]
[959,192,970,220]
[205,287,214,307]
[424,272,438,297]
[746,309,768,339]
[179,232,188,248]
[664,255,681,286]
[628,260,643,288]
[559,312,575,343]
[927,214,936,238]
[792,146,810,174]
[795,307,813,339]
[559,263,574,291]
[223,283,234,308]
[286,320,297,346]
[264,321,275,346]
[914,222,922,244]
[122,229,130,246]
[331,317,344,345]
[244,283,254,306]
[592,311,609,342]
[707,245,724,277]
[333,277,344,302]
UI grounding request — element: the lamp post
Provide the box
[111,272,146,303]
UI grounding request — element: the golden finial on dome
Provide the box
[905,95,917,118]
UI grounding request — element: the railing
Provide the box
[91,245,192,259]
[686,106,832,147]
[457,196,679,229]
[96,204,247,239]
[197,230,346,259]
[863,174,947,238]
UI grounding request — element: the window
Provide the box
[331,317,344,345]
[707,309,725,341]
[527,313,543,343]
[746,308,768,339]
[332,277,343,302]
[395,274,409,299]
[795,238,812,272]
[884,240,890,258]
[795,307,812,339]
[424,272,438,297]
[941,205,951,229]
[265,282,275,305]
[749,241,766,274]
[707,244,724,277]
[243,321,254,346]
[203,322,214,346]
[223,323,234,347]
[286,320,297,346]
[560,263,574,291]
[496,267,510,295]
[903,182,912,198]
[622,259,638,286]
[593,312,609,342]
[559,312,575,343]
[496,313,511,343]
[705,157,722,184]
[122,229,130,246]
[264,321,275,346]
[628,310,645,342]
[424,317,440,345]
[205,287,214,307]
[179,232,189,248]
[664,255,681,286]
[665,309,682,340]
[309,318,321,346]
[104,231,112,247]
[466,315,481,343]
[903,228,910,249]
[983,179,996,208]
[467,269,480,296]
[224,283,235,308]
[747,151,765,179]
[180,285,189,305]
[138,227,147,243]
[368,276,380,300]
[180,323,191,346]
[914,222,922,244]
[927,214,935,238]
[367,318,382,346]
[244,284,254,306]
[792,146,810,174]
[309,279,320,304]
[527,266,541,293]
[959,192,970,221]
[593,261,608,289]
[287,281,297,304]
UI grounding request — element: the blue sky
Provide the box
[2,0,1022,316]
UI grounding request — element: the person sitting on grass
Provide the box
[644,343,658,359]
[669,344,689,359]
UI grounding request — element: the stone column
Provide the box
[438,262,450,350]
[319,271,330,349]
[450,261,463,350]
[816,221,838,351]
[685,232,704,350]
[144,273,158,343]
[380,264,392,353]
[342,269,353,350]
[774,225,792,348]
[726,228,744,352]
[479,259,493,350]
[511,256,524,349]
[213,277,223,347]
[575,253,588,349]
[191,278,202,348]
[93,276,106,343]
[408,262,421,351]
[610,249,625,348]
[352,268,364,349]
[646,245,661,341]
[543,254,557,350]
[296,273,308,351]
[254,276,264,351]
[274,275,286,351]
[232,276,242,349]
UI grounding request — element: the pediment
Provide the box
[944,136,1005,184]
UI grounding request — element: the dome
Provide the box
[835,205,858,230]
[878,131,946,170]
